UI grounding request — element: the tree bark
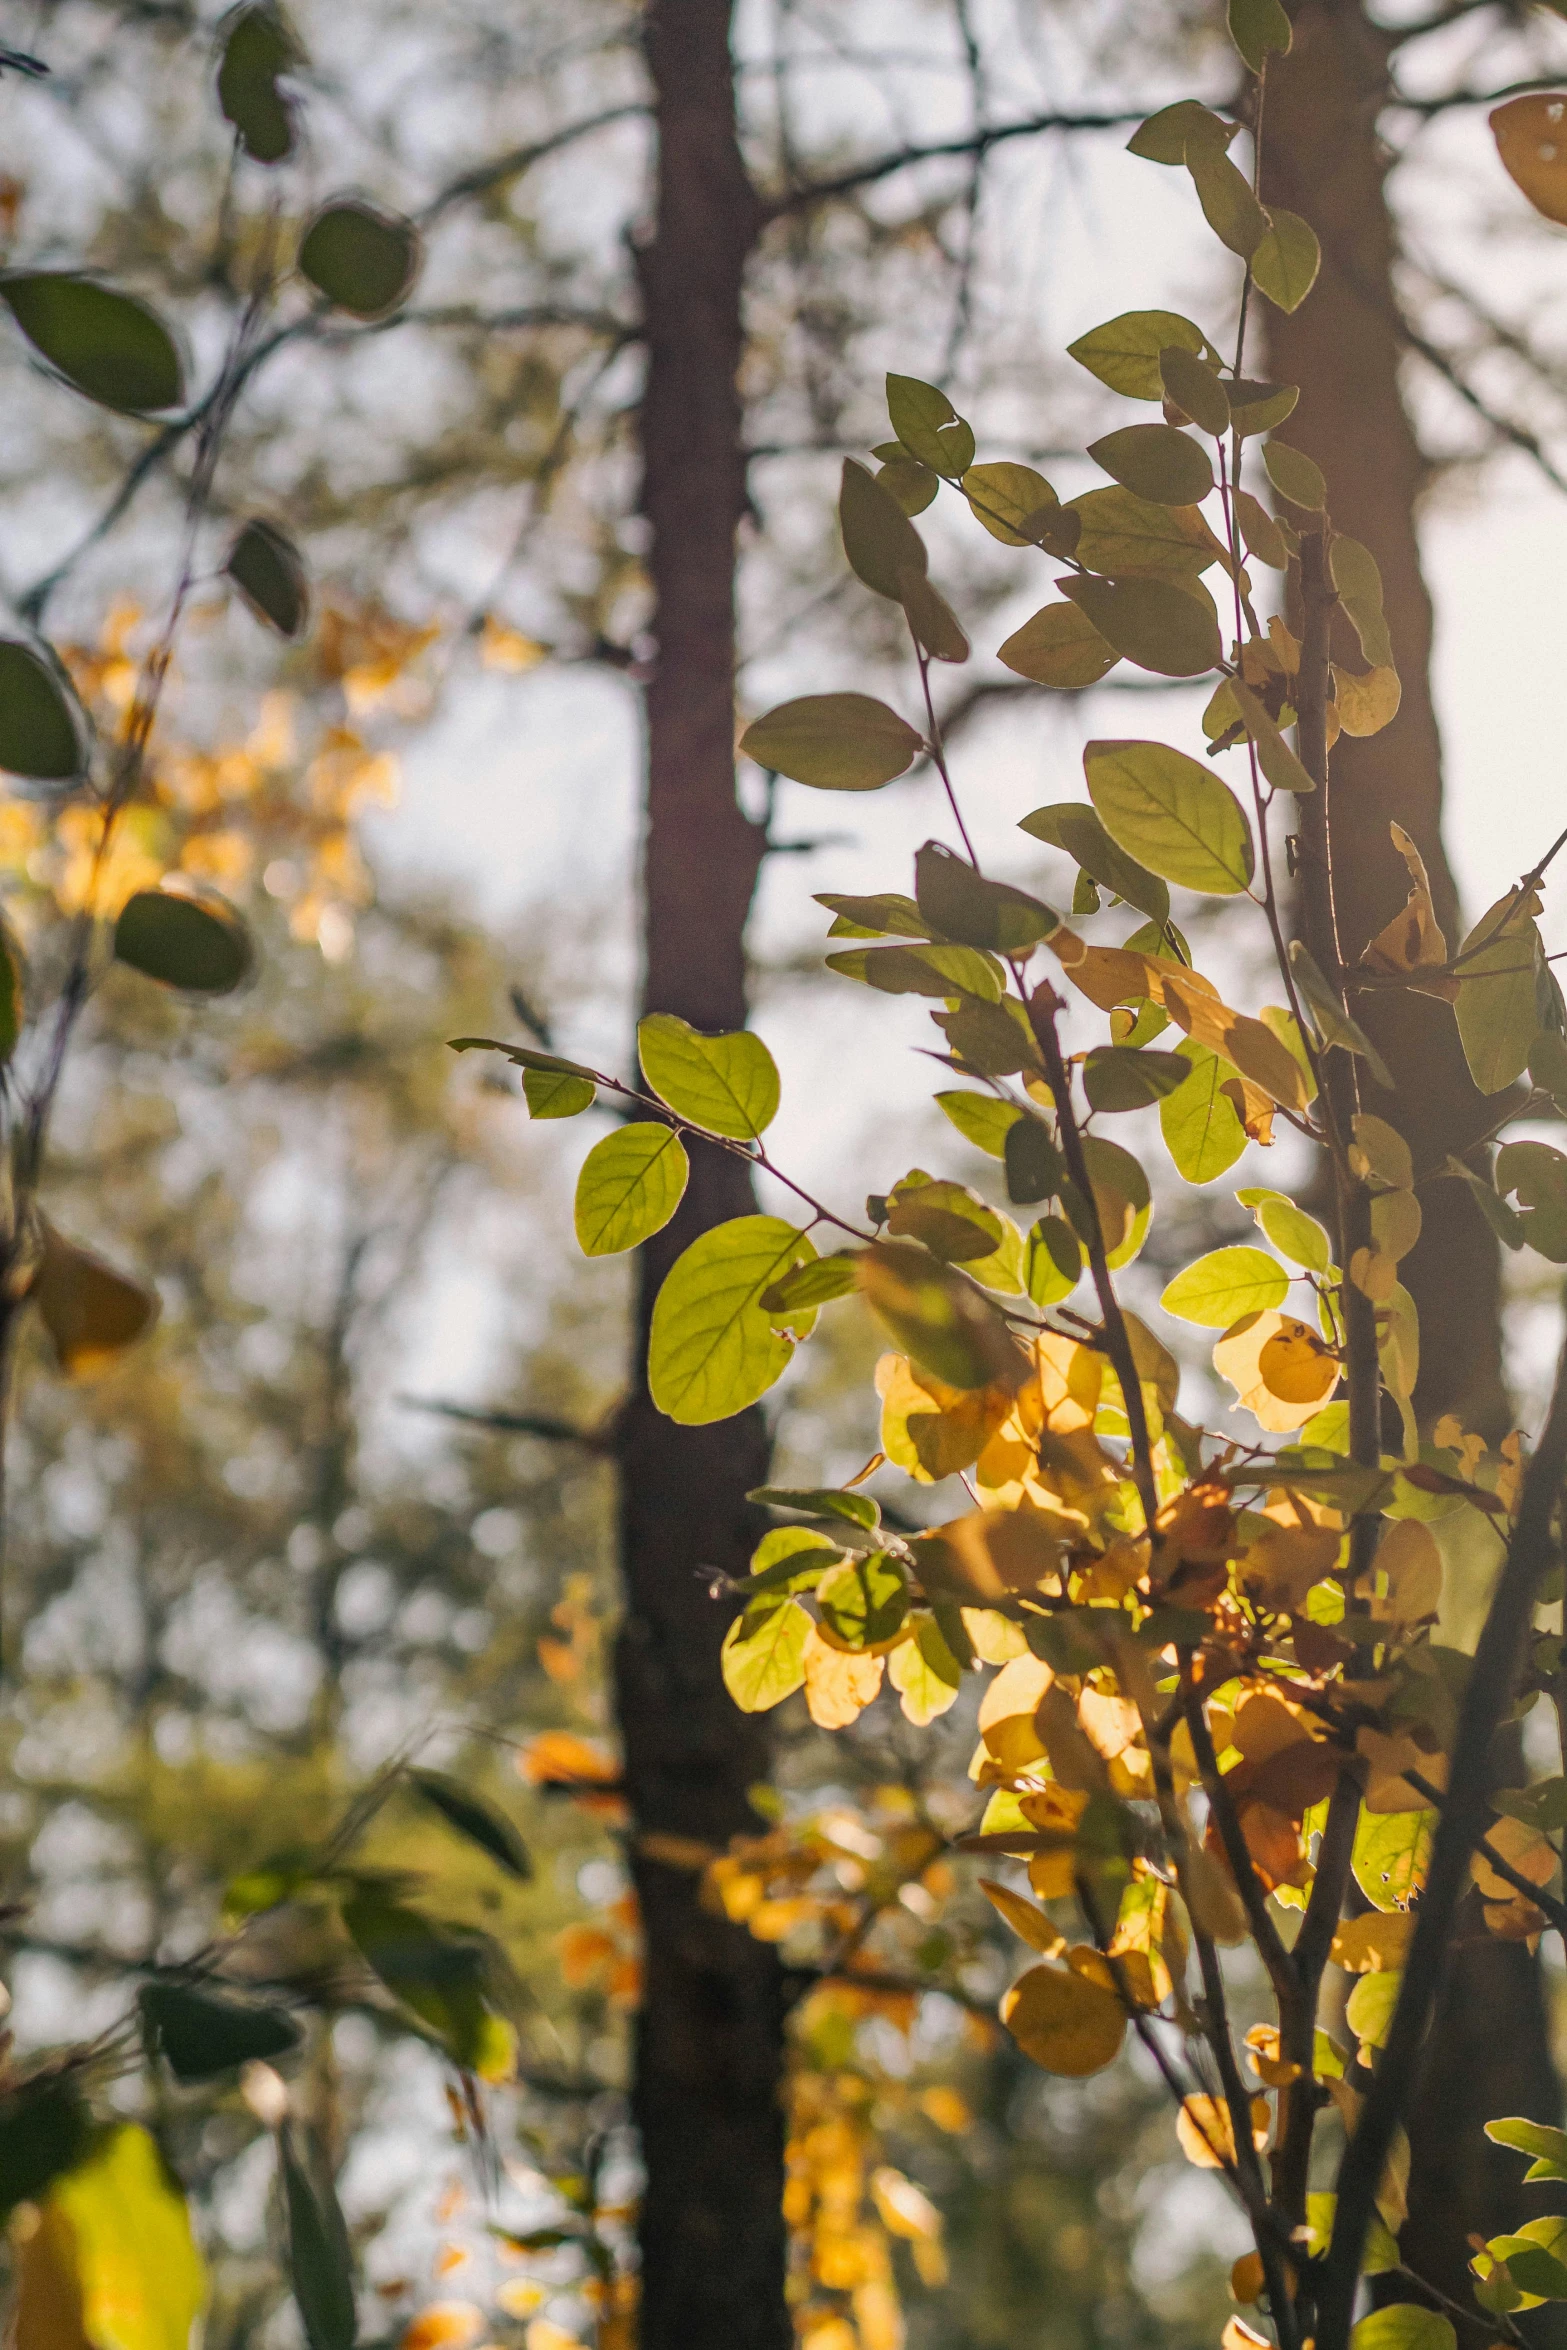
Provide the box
[616,7,786,2347]
[1263,1,1560,2308]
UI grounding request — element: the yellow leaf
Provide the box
[1359,822,1451,987]
[803,1625,885,1728]
[869,2165,943,2243]
[1332,663,1401,737]
[1230,2253,1266,2304]
[1000,1963,1125,2076]
[1176,2093,1269,2169]
[1492,91,1567,225]
[1239,1521,1340,1610]
[22,2126,206,2350]
[1370,1518,1442,1625]
[1213,1309,1339,1433]
[978,1877,1066,1956]
[1473,1813,1557,1902]
[1066,1942,1159,2009]
[876,1352,1013,1482]
[1330,1910,1416,1973]
[33,1222,159,1378]
[401,2307,485,2350]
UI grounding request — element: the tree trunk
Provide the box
[1263,0,1560,2306]
[616,7,786,2347]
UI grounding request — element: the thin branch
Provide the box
[398,1396,602,1447]
[419,103,651,223]
[761,104,1176,220]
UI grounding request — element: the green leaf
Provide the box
[816,890,928,939]
[1188,149,1273,258]
[341,1894,502,2072]
[0,2078,93,2219]
[749,1485,880,1533]
[2,273,185,412]
[1067,309,1208,400]
[407,1769,532,1880]
[1087,424,1213,506]
[1061,576,1221,679]
[0,638,86,779]
[1227,0,1292,68]
[1161,1245,1287,1326]
[1486,2117,1567,2182]
[937,994,1041,1077]
[1346,1968,1402,2052]
[1532,1028,1567,1106]
[1025,1214,1082,1305]
[1251,208,1321,312]
[227,518,309,638]
[1228,677,1315,794]
[1456,897,1543,1094]
[523,1066,595,1118]
[280,2122,357,2350]
[901,571,969,663]
[1496,1141,1567,1262]
[300,200,420,317]
[857,1239,1027,1390]
[45,2123,209,2350]
[1228,379,1300,436]
[1286,940,1394,1087]
[818,1551,909,1648]
[1127,103,1238,166]
[1330,535,1394,668]
[1263,439,1326,510]
[887,1176,1003,1264]
[961,460,1056,543]
[761,1252,862,1317]
[1499,2234,1567,2301]
[1160,1041,1247,1183]
[1083,1047,1189,1112]
[914,841,1056,952]
[1350,2310,1454,2350]
[1236,1187,1333,1272]
[749,1526,840,1594]
[721,1595,812,1710]
[827,943,1001,1001]
[1159,345,1230,437]
[1352,1806,1435,1912]
[1070,485,1219,580]
[1085,738,1253,894]
[217,5,300,164]
[886,375,974,476]
[740,692,922,791]
[840,456,929,598]
[875,455,939,515]
[997,600,1118,689]
[935,1089,1022,1157]
[139,1980,301,2079]
[450,1037,596,1081]
[1020,803,1171,929]
[1081,1135,1153,1268]
[114,889,252,994]
[638,1014,779,1139]
[649,1216,816,1424]
[1004,1115,1067,1206]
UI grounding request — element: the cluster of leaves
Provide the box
[467,13,1567,2350]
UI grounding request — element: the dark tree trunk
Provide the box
[615,7,787,2347]
[1264,0,1560,2306]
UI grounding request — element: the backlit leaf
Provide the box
[840,456,928,598]
[0,639,87,780]
[299,200,420,317]
[217,5,299,164]
[817,1551,909,1650]
[857,1240,1028,1391]
[748,1485,880,1533]
[721,1596,811,1710]
[1187,150,1271,258]
[1004,1115,1066,1206]
[649,1216,816,1424]
[961,461,1056,543]
[914,841,1056,951]
[1025,1214,1082,1304]
[1082,1047,1188,1112]
[828,941,1003,1000]
[139,1981,301,2079]
[901,571,969,662]
[3,274,185,412]
[1352,1806,1435,1912]
[1330,536,1394,669]
[1160,1040,1247,1183]
[935,1090,1022,1158]
[341,1895,508,2075]
[1227,0,1292,69]
[407,1770,532,1880]
[1069,485,1219,580]
[740,692,922,791]
[1001,1963,1125,2076]
[1127,103,1238,166]
[1062,576,1221,679]
[1081,1134,1152,1268]
[1019,802,1170,928]
[114,889,252,994]
[280,2123,356,2350]
[1263,439,1326,510]
[1251,207,1320,312]
[1159,345,1230,437]
[1487,2118,1567,2182]
[1455,896,1543,1095]
[1287,940,1394,1087]
[638,1013,780,1139]
[227,518,309,638]
[1350,2308,1453,2350]
[28,2123,207,2350]
[1161,1246,1287,1327]
[1228,677,1314,793]
[523,1066,594,1118]
[998,600,1117,689]
[1085,739,1253,894]
[33,1223,159,1377]
[1087,424,1212,506]
[1236,1187,1333,1273]
[886,375,975,476]
[1491,93,1567,226]
[1067,309,1209,400]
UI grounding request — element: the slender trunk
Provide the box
[1263,0,1559,2304]
[617,8,784,2346]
